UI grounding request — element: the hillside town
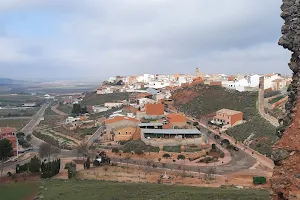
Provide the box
[1,1,298,199]
[0,67,291,200]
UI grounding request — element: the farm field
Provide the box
[82,92,130,106]
[0,119,30,130]
[0,182,39,200]
[40,179,269,200]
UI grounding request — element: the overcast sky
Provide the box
[0,0,291,79]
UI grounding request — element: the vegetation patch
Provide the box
[268,95,286,104]
[120,140,159,153]
[0,119,29,130]
[172,85,277,156]
[40,179,269,200]
[0,182,39,200]
[82,92,130,106]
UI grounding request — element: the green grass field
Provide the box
[44,106,58,116]
[40,179,269,200]
[0,119,29,130]
[82,92,130,106]
[57,105,72,115]
[0,182,39,200]
[0,107,40,118]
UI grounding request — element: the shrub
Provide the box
[214,135,220,139]
[112,148,119,153]
[177,154,185,160]
[211,144,217,151]
[29,156,41,173]
[220,152,225,158]
[162,153,171,159]
[134,149,144,155]
[193,122,199,126]
[26,134,32,141]
[119,140,128,145]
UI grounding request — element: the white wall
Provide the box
[264,74,281,90]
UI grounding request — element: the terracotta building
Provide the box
[105,116,140,140]
[166,113,187,128]
[145,103,164,116]
[0,127,18,156]
[113,126,141,142]
[213,109,243,127]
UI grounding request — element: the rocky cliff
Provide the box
[271,0,300,199]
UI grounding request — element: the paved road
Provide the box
[86,126,105,145]
[51,104,68,116]
[0,116,32,120]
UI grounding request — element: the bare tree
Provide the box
[204,167,217,181]
[197,167,202,179]
[124,155,131,173]
[39,142,61,160]
[144,160,153,178]
[103,166,108,176]
[76,143,88,160]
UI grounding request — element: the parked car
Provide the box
[233,146,239,151]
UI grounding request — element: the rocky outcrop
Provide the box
[271,0,300,199]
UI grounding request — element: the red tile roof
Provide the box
[145,104,164,115]
[0,127,17,134]
[105,116,140,124]
[166,113,187,123]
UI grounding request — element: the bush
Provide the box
[29,156,41,173]
[112,148,119,153]
[16,132,25,138]
[214,135,220,139]
[199,157,213,163]
[26,134,32,141]
[41,159,61,179]
[211,144,217,151]
[163,146,181,153]
[193,122,199,126]
[119,140,128,145]
[16,163,28,173]
[177,154,185,160]
[220,152,225,158]
[121,140,159,153]
[134,149,144,155]
[162,153,171,159]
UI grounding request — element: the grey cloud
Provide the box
[0,0,291,79]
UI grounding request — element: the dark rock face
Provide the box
[271,0,300,199]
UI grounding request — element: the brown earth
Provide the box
[171,90,199,104]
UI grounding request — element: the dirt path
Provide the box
[51,104,68,116]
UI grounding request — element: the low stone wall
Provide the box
[141,132,203,147]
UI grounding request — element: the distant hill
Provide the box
[0,78,32,86]
[171,84,277,157]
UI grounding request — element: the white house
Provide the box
[137,98,156,108]
[178,76,187,86]
[104,102,124,108]
[227,75,260,92]
[108,77,116,83]
[148,81,170,89]
[264,74,282,90]
[97,87,114,95]
[65,116,80,124]
[143,74,155,83]
[93,106,110,113]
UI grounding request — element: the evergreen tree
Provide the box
[0,139,13,160]
[29,156,41,172]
